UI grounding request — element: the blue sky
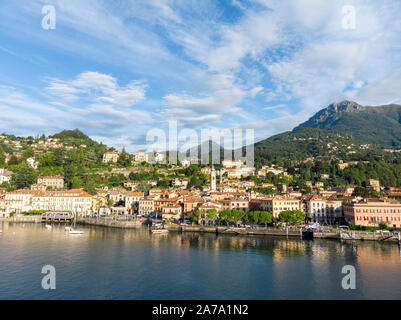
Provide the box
[0,0,401,152]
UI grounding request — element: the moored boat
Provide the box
[67,212,84,234]
[69,228,84,235]
[152,228,169,234]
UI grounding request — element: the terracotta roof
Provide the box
[34,189,92,198]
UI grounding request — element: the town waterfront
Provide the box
[1,222,401,300]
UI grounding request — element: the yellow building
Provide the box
[260,196,300,218]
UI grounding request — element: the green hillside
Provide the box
[296,101,401,147]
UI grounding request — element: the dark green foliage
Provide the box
[252,127,363,166]
[12,165,37,189]
[297,101,401,147]
[253,187,275,195]
[279,210,306,225]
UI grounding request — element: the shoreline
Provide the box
[166,225,401,243]
[1,217,400,243]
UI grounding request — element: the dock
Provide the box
[41,212,73,223]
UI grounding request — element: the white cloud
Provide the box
[345,68,401,105]
[264,104,286,110]
[1,0,401,148]
[46,71,147,107]
[267,40,369,107]
[163,73,262,127]
[204,10,279,72]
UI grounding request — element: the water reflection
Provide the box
[0,222,400,300]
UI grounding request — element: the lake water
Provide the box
[0,222,400,300]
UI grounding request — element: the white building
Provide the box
[222,160,243,168]
[154,152,164,163]
[37,176,64,189]
[181,159,191,168]
[32,189,92,216]
[0,173,10,185]
[27,157,38,169]
[5,190,39,214]
[103,151,120,163]
[134,150,149,163]
[303,195,327,223]
[125,192,144,213]
[172,178,189,189]
[226,166,254,178]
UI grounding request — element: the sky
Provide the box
[0,0,401,153]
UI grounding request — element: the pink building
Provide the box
[343,199,401,228]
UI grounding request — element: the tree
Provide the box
[108,175,122,187]
[137,181,150,195]
[12,166,37,189]
[279,210,306,225]
[70,176,83,189]
[84,177,97,195]
[8,155,19,166]
[118,149,131,167]
[38,153,54,167]
[258,211,273,227]
[219,209,233,225]
[205,209,218,225]
[0,147,5,166]
[157,179,169,188]
[188,175,201,188]
[253,187,275,195]
[189,210,201,223]
[22,148,34,159]
[206,209,218,219]
[53,148,66,166]
[231,209,246,227]
[249,211,260,224]
[378,222,388,230]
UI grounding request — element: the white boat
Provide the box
[69,228,84,235]
[45,224,52,229]
[0,230,2,233]
[151,212,168,234]
[152,228,169,234]
[67,212,84,235]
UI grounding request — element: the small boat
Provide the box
[152,228,169,234]
[67,212,84,234]
[69,228,84,235]
[151,212,168,234]
[45,224,52,229]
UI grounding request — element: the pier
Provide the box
[77,216,143,229]
[41,212,73,223]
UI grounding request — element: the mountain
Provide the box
[296,101,401,147]
[252,127,377,165]
[185,140,225,163]
[51,129,106,148]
